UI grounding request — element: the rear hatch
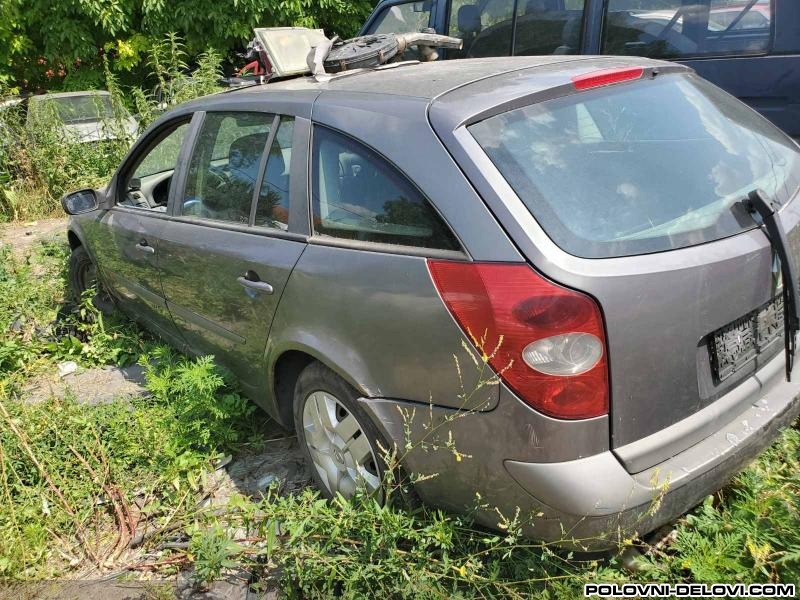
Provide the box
[430,60,800,469]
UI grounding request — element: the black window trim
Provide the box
[249,113,281,226]
[598,0,775,61]
[308,122,466,257]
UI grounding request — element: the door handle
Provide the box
[237,275,274,295]
[135,241,155,254]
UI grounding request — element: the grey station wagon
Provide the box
[62,55,800,546]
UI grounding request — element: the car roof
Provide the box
[232,56,628,100]
[167,55,679,130]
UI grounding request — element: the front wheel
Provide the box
[67,245,115,314]
[293,361,385,501]
[68,245,97,302]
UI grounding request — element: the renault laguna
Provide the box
[62,54,800,546]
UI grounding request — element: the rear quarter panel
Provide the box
[266,244,499,412]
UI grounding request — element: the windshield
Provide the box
[49,95,115,124]
[469,73,800,258]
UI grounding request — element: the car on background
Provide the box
[26,91,138,144]
[61,55,800,546]
[361,0,800,137]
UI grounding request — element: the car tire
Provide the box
[68,245,115,315]
[293,361,387,502]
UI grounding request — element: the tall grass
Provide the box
[0,36,222,223]
[0,238,799,593]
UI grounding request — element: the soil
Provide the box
[0,217,68,258]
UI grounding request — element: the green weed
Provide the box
[0,238,799,596]
[0,34,223,222]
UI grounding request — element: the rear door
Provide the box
[431,63,800,468]
[158,110,308,400]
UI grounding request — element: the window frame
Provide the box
[599,0,775,61]
[307,123,464,258]
[159,110,310,241]
[113,113,198,215]
[176,110,278,225]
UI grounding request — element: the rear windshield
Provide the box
[469,73,800,258]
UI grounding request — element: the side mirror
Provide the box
[61,189,99,215]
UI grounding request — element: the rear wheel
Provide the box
[293,361,385,501]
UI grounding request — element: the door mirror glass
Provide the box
[61,189,98,215]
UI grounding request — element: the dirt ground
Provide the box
[0,216,68,258]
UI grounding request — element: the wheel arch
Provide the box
[267,338,376,430]
[67,228,83,250]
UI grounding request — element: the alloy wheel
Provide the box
[301,390,382,499]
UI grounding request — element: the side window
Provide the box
[602,0,771,59]
[255,116,294,230]
[514,0,586,56]
[369,1,432,34]
[448,0,516,58]
[705,0,771,55]
[120,120,189,211]
[182,112,273,224]
[311,126,460,251]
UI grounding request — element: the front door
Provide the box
[158,111,307,398]
[90,118,193,347]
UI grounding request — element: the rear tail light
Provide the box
[427,261,609,420]
[572,67,644,91]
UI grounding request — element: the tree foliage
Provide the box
[0,0,376,90]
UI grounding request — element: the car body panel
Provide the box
[363,351,800,546]
[87,207,186,347]
[266,243,500,413]
[158,220,307,401]
[427,58,800,457]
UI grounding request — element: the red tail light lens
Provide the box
[572,67,644,91]
[427,261,609,420]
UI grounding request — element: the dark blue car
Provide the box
[361,0,800,136]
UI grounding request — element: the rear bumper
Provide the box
[360,352,800,548]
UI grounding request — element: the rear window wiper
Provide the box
[744,189,800,381]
